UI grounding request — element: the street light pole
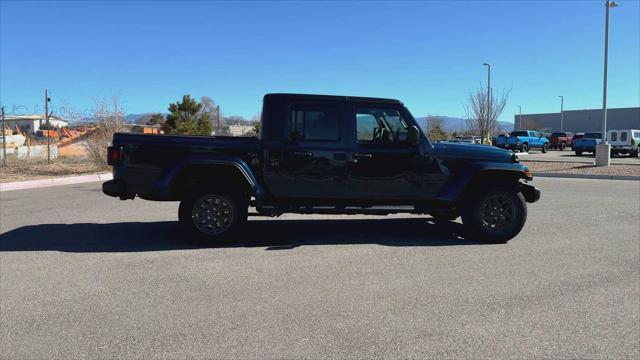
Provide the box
[558,96,564,132]
[483,62,491,142]
[517,106,522,131]
[596,0,619,166]
[1,106,6,167]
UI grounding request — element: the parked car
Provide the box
[495,134,509,148]
[607,129,640,157]
[103,93,540,243]
[572,132,603,156]
[549,132,574,150]
[507,130,549,153]
[460,135,481,144]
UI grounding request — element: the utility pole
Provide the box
[45,89,51,164]
[216,105,221,130]
[558,96,564,132]
[1,107,6,167]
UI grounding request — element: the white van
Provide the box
[606,129,640,157]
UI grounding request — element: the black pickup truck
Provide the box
[103,93,540,243]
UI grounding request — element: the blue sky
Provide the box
[1,0,639,122]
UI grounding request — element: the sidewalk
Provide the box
[0,173,113,192]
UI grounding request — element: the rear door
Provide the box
[262,100,349,199]
[345,103,442,200]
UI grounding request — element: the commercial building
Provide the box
[513,107,639,133]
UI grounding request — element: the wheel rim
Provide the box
[191,195,234,235]
[479,193,516,233]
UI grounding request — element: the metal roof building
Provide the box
[514,107,639,133]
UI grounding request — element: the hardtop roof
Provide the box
[264,93,403,105]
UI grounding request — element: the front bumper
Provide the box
[519,183,541,203]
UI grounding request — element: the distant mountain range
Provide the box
[415,116,513,134]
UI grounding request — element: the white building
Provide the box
[3,115,69,133]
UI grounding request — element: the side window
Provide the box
[620,132,627,142]
[611,132,617,141]
[290,105,340,141]
[356,107,409,145]
[633,131,640,139]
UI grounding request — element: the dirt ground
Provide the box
[0,157,108,183]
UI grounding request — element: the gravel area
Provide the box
[524,160,640,177]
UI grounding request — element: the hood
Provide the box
[432,142,514,162]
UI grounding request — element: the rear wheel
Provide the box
[520,143,528,153]
[575,150,582,156]
[179,189,247,243]
[631,149,639,157]
[559,142,565,151]
[462,189,527,243]
[541,143,549,153]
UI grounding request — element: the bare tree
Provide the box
[424,115,448,141]
[464,84,510,143]
[85,97,125,167]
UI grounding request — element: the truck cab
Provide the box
[103,93,540,243]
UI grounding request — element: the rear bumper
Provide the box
[519,183,540,203]
[103,179,126,198]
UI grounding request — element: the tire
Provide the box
[462,189,527,243]
[559,142,565,151]
[520,143,528,153]
[541,143,549,153]
[631,149,639,157]
[575,150,582,156]
[178,188,248,243]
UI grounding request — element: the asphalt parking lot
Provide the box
[1,178,639,358]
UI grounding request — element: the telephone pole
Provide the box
[1,107,6,167]
[45,89,51,164]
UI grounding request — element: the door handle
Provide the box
[293,151,313,157]
[353,153,373,159]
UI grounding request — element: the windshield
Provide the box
[551,133,565,137]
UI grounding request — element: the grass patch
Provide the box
[0,156,109,183]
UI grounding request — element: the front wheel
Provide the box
[559,142,565,151]
[179,189,247,243]
[520,143,528,153]
[462,190,527,243]
[575,150,582,156]
[541,143,549,153]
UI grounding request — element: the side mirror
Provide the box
[408,125,420,146]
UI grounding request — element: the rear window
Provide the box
[584,132,601,139]
[511,131,528,137]
[621,132,627,141]
[551,132,565,137]
[290,105,340,141]
[610,132,617,141]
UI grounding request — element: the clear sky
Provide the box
[1,0,639,122]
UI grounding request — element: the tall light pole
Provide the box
[517,105,522,131]
[483,62,491,142]
[558,96,564,132]
[596,0,619,166]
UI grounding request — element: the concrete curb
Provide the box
[0,173,113,192]
[534,172,640,181]
[522,159,640,166]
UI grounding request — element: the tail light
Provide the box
[107,146,122,165]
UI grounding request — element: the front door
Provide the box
[346,104,442,200]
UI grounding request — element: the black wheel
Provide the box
[631,149,639,157]
[575,150,582,156]
[520,143,528,153]
[462,189,527,243]
[541,143,549,153]
[559,142,565,151]
[179,189,247,243]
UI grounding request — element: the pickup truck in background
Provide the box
[507,131,549,153]
[549,132,574,150]
[103,93,540,243]
[572,132,603,156]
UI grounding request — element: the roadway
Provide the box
[1,178,639,358]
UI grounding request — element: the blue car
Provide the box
[573,132,603,156]
[507,130,549,153]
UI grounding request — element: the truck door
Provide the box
[262,100,349,199]
[346,104,443,200]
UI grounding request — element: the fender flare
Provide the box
[153,155,264,197]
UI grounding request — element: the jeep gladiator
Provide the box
[103,93,540,243]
